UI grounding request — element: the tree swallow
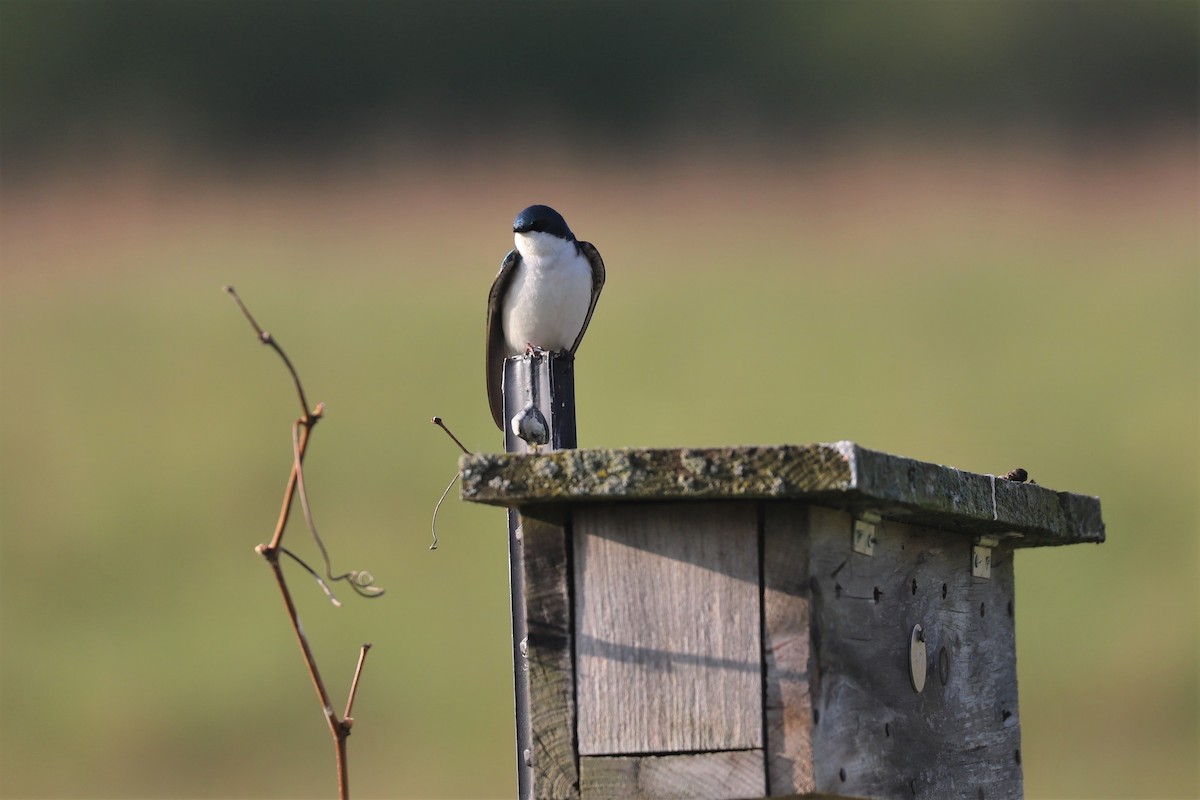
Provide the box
[485,205,605,429]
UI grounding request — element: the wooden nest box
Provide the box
[461,441,1104,800]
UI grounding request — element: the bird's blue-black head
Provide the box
[513,205,575,241]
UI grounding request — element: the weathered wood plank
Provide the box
[460,443,1104,547]
[579,751,766,799]
[574,502,762,755]
[762,502,815,797]
[464,444,851,505]
[520,507,579,799]
[806,507,1023,800]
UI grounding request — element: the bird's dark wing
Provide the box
[569,241,605,355]
[486,249,521,429]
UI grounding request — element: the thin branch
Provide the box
[428,416,472,550]
[278,546,342,607]
[335,734,349,800]
[432,416,472,455]
[291,418,336,579]
[429,471,460,551]
[227,284,322,553]
[266,536,352,799]
[291,419,385,598]
[227,286,380,800]
[224,285,323,558]
[225,285,312,417]
[257,545,339,726]
[344,644,373,722]
[260,546,354,800]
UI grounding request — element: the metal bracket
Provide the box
[852,513,880,556]
[972,535,1000,578]
[503,352,577,454]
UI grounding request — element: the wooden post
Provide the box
[501,351,577,800]
[463,443,1105,800]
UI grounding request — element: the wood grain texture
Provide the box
[464,445,851,506]
[579,751,767,799]
[574,502,762,755]
[806,506,1023,800]
[762,503,815,796]
[519,507,579,798]
[460,443,1104,547]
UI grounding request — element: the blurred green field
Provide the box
[1,142,1197,799]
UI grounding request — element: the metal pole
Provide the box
[501,351,576,800]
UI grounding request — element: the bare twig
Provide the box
[227,284,321,554]
[428,417,472,550]
[256,544,349,797]
[227,286,377,800]
[225,285,311,417]
[278,546,342,607]
[433,416,471,455]
[429,471,460,551]
[269,417,317,553]
[256,544,340,723]
[290,420,385,598]
[344,644,373,723]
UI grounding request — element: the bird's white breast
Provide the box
[502,231,594,355]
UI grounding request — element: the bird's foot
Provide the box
[524,343,547,356]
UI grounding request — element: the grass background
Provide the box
[1,138,1197,798]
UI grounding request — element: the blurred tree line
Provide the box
[1,0,1196,169]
